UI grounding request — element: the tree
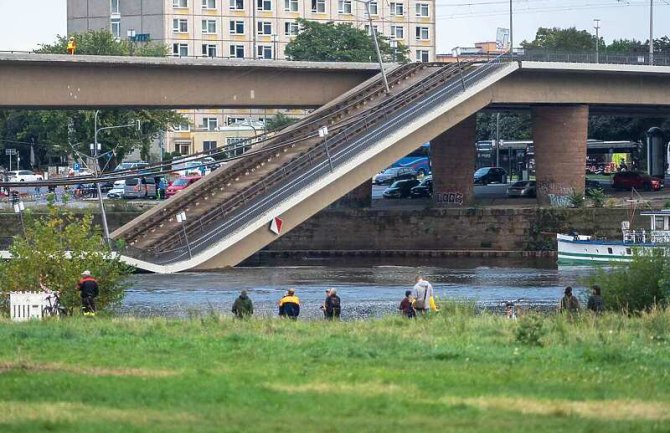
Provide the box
[285,19,409,63]
[0,30,184,167]
[265,113,297,132]
[476,112,532,142]
[521,27,597,52]
[0,204,132,315]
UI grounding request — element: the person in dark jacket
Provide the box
[232,290,253,318]
[560,286,579,314]
[324,288,341,320]
[278,288,300,319]
[587,285,604,313]
[77,270,99,316]
[399,290,416,318]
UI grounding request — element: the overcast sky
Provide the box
[0,0,668,53]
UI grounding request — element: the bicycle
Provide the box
[42,291,68,317]
[501,299,524,320]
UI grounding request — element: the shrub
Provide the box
[586,188,606,208]
[586,248,670,312]
[515,314,546,346]
[0,205,133,315]
[568,190,585,208]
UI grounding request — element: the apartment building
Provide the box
[67,0,436,157]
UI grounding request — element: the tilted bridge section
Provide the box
[112,58,517,272]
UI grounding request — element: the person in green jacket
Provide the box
[232,290,253,319]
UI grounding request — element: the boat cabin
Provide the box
[637,210,670,244]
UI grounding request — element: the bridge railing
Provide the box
[120,56,510,265]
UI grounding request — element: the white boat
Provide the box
[557,210,670,264]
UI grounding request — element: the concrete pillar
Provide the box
[431,115,476,207]
[533,105,589,206]
[332,179,371,208]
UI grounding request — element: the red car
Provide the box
[166,175,202,198]
[612,171,663,191]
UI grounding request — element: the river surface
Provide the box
[120,258,599,320]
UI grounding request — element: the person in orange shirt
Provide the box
[67,37,76,55]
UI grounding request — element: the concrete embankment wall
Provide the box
[0,206,638,257]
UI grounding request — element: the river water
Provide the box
[120,257,598,320]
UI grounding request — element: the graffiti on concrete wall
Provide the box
[537,181,573,207]
[435,191,464,206]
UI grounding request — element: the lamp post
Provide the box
[176,210,192,259]
[509,0,514,60]
[355,0,390,93]
[495,113,500,169]
[13,200,25,236]
[649,0,654,65]
[593,19,600,64]
[318,126,333,172]
[93,110,140,247]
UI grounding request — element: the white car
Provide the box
[7,170,43,182]
[106,180,126,199]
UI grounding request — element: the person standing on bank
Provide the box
[278,288,300,320]
[412,275,434,316]
[320,289,331,318]
[77,270,99,316]
[232,290,253,319]
[324,288,341,320]
[587,285,604,313]
[399,290,416,319]
[560,286,580,314]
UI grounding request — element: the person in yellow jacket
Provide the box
[278,288,300,319]
[67,37,77,55]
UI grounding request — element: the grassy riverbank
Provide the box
[1,308,669,433]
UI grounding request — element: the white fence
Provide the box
[9,291,49,321]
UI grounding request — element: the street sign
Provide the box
[269,216,283,235]
[5,149,16,156]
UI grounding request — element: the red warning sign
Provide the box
[269,216,283,235]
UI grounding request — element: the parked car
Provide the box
[410,176,433,198]
[612,171,663,191]
[123,177,157,199]
[506,180,536,197]
[373,167,417,186]
[473,167,507,185]
[106,180,126,199]
[7,170,43,182]
[166,175,202,198]
[383,179,420,199]
[114,161,149,172]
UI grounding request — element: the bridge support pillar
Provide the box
[431,115,476,207]
[333,180,371,208]
[533,105,589,206]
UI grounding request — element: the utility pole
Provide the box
[495,113,500,169]
[593,19,600,64]
[649,0,654,65]
[363,0,390,93]
[252,1,257,59]
[509,0,514,60]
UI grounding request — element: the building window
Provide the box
[257,45,272,59]
[173,122,191,132]
[257,21,272,35]
[111,18,121,38]
[172,43,189,56]
[111,0,120,14]
[173,18,188,33]
[416,26,429,40]
[227,116,247,125]
[229,20,245,34]
[202,0,216,7]
[390,2,404,16]
[257,0,272,10]
[173,0,188,7]
[202,19,217,33]
[229,0,244,8]
[203,141,218,152]
[202,44,217,57]
[284,0,298,11]
[311,0,325,13]
[284,21,299,36]
[201,117,218,131]
[390,25,404,39]
[230,44,245,58]
[338,0,352,14]
[416,49,429,62]
[415,3,428,17]
[364,25,379,36]
[175,141,191,154]
[368,0,378,15]
[226,137,249,157]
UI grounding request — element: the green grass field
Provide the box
[1,307,669,432]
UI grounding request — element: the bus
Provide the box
[390,143,431,175]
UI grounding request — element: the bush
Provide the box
[586,188,606,208]
[0,205,133,315]
[568,190,585,208]
[586,248,670,312]
[515,314,546,346]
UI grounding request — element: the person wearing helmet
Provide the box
[77,270,99,316]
